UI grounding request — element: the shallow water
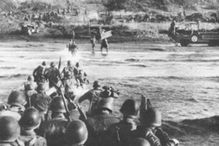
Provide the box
[0,41,219,123]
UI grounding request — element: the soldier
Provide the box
[46,62,61,88]
[62,61,74,81]
[19,107,47,146]
[62,61,74,96]
[31,83,51,121]
[0,116,24,146]
[86,97,120,146]
[100,38,109,55]
[109,99,139,146]
[65,120,88,146]
[33,62,47,85]
[134,107,177,146]
[38,97,69,146]
[0,91,27,120]
[24,76,37,107]
[78,81,102,115]
[68,40,78,55]
[90,34,96,54]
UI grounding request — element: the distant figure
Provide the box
[46,62,61,88]
[72,28,75,40]
[100,38,109,54]
[68,39,78,55]
[33,61,47,85]
[90,34,96,54]
[169,18,176,37]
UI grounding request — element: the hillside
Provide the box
[0,0,219,41]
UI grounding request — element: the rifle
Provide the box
[51,81,71,121]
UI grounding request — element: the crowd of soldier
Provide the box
[0,59,179,146]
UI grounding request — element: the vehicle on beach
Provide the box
[169,22,219,46]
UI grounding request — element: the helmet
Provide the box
[19,107,41,130]
[67,60,71,66]
[50,97,66,113]
[27,75,33,81]
[8,90,26,107]
[93,81,100,88]
[120,99,138,116]
[36,83,46,93]
[0,116,20,142]
[50,62,55,67]
[130,138,151,146]
[140,108,162,127]
[42,61,46,66]
[97,97,114,113]
[65,120,88,145]
[75,62,79,67]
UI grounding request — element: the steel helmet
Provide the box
[36,83,46,93]
[0,116,20,142]
[120,99,138,116]
[67,60,71,66]
[50,97,66,113]
[140,108,162,127]
[65,120,88,145]
[42,61,46,66]
[7,90,26,107]
[19,107,41,130]
[93,81,100,88]
[130,138,151,146]
[97,97,114,113]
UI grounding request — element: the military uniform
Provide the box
[33,65,47,85]
[109,116,138,146]
[30,92,51,121]
[46,65,61,88]
[78,88,102,115]
[133,126,161,146]
[20,130,47,146]
[39,117,69,146]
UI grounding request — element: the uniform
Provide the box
[86,113,120,146]
[100,38,109,53]
[33,65,47,85]
[20,131,47,146]
[19,107,47,146]
[109,116,138,146]
[78,88,102,115]
[46,66,61,88]
[133,126,161,146]
[39,118,69,146]
[30,92,51,120]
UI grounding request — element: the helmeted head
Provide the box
[97,97,114,113]
[140,108,162,127]
[50,62,55,67]
[65,120,88,146]
[93,81,100,89]
[50,96,66,113]
[7,90,26,108]
[36,83,46,93]
[75,62,79,68]
[67,60,71,66]
[130,138,151,146]
[42,61,46,66]
[19,107,41,130]
[0,116,20,142]
[27,75,33,81]
[120,99,138,117]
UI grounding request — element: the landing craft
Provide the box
[167,22,219,46]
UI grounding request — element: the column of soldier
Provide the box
[0,60,179,146]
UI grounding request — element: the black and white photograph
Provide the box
[0,0,219,146]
